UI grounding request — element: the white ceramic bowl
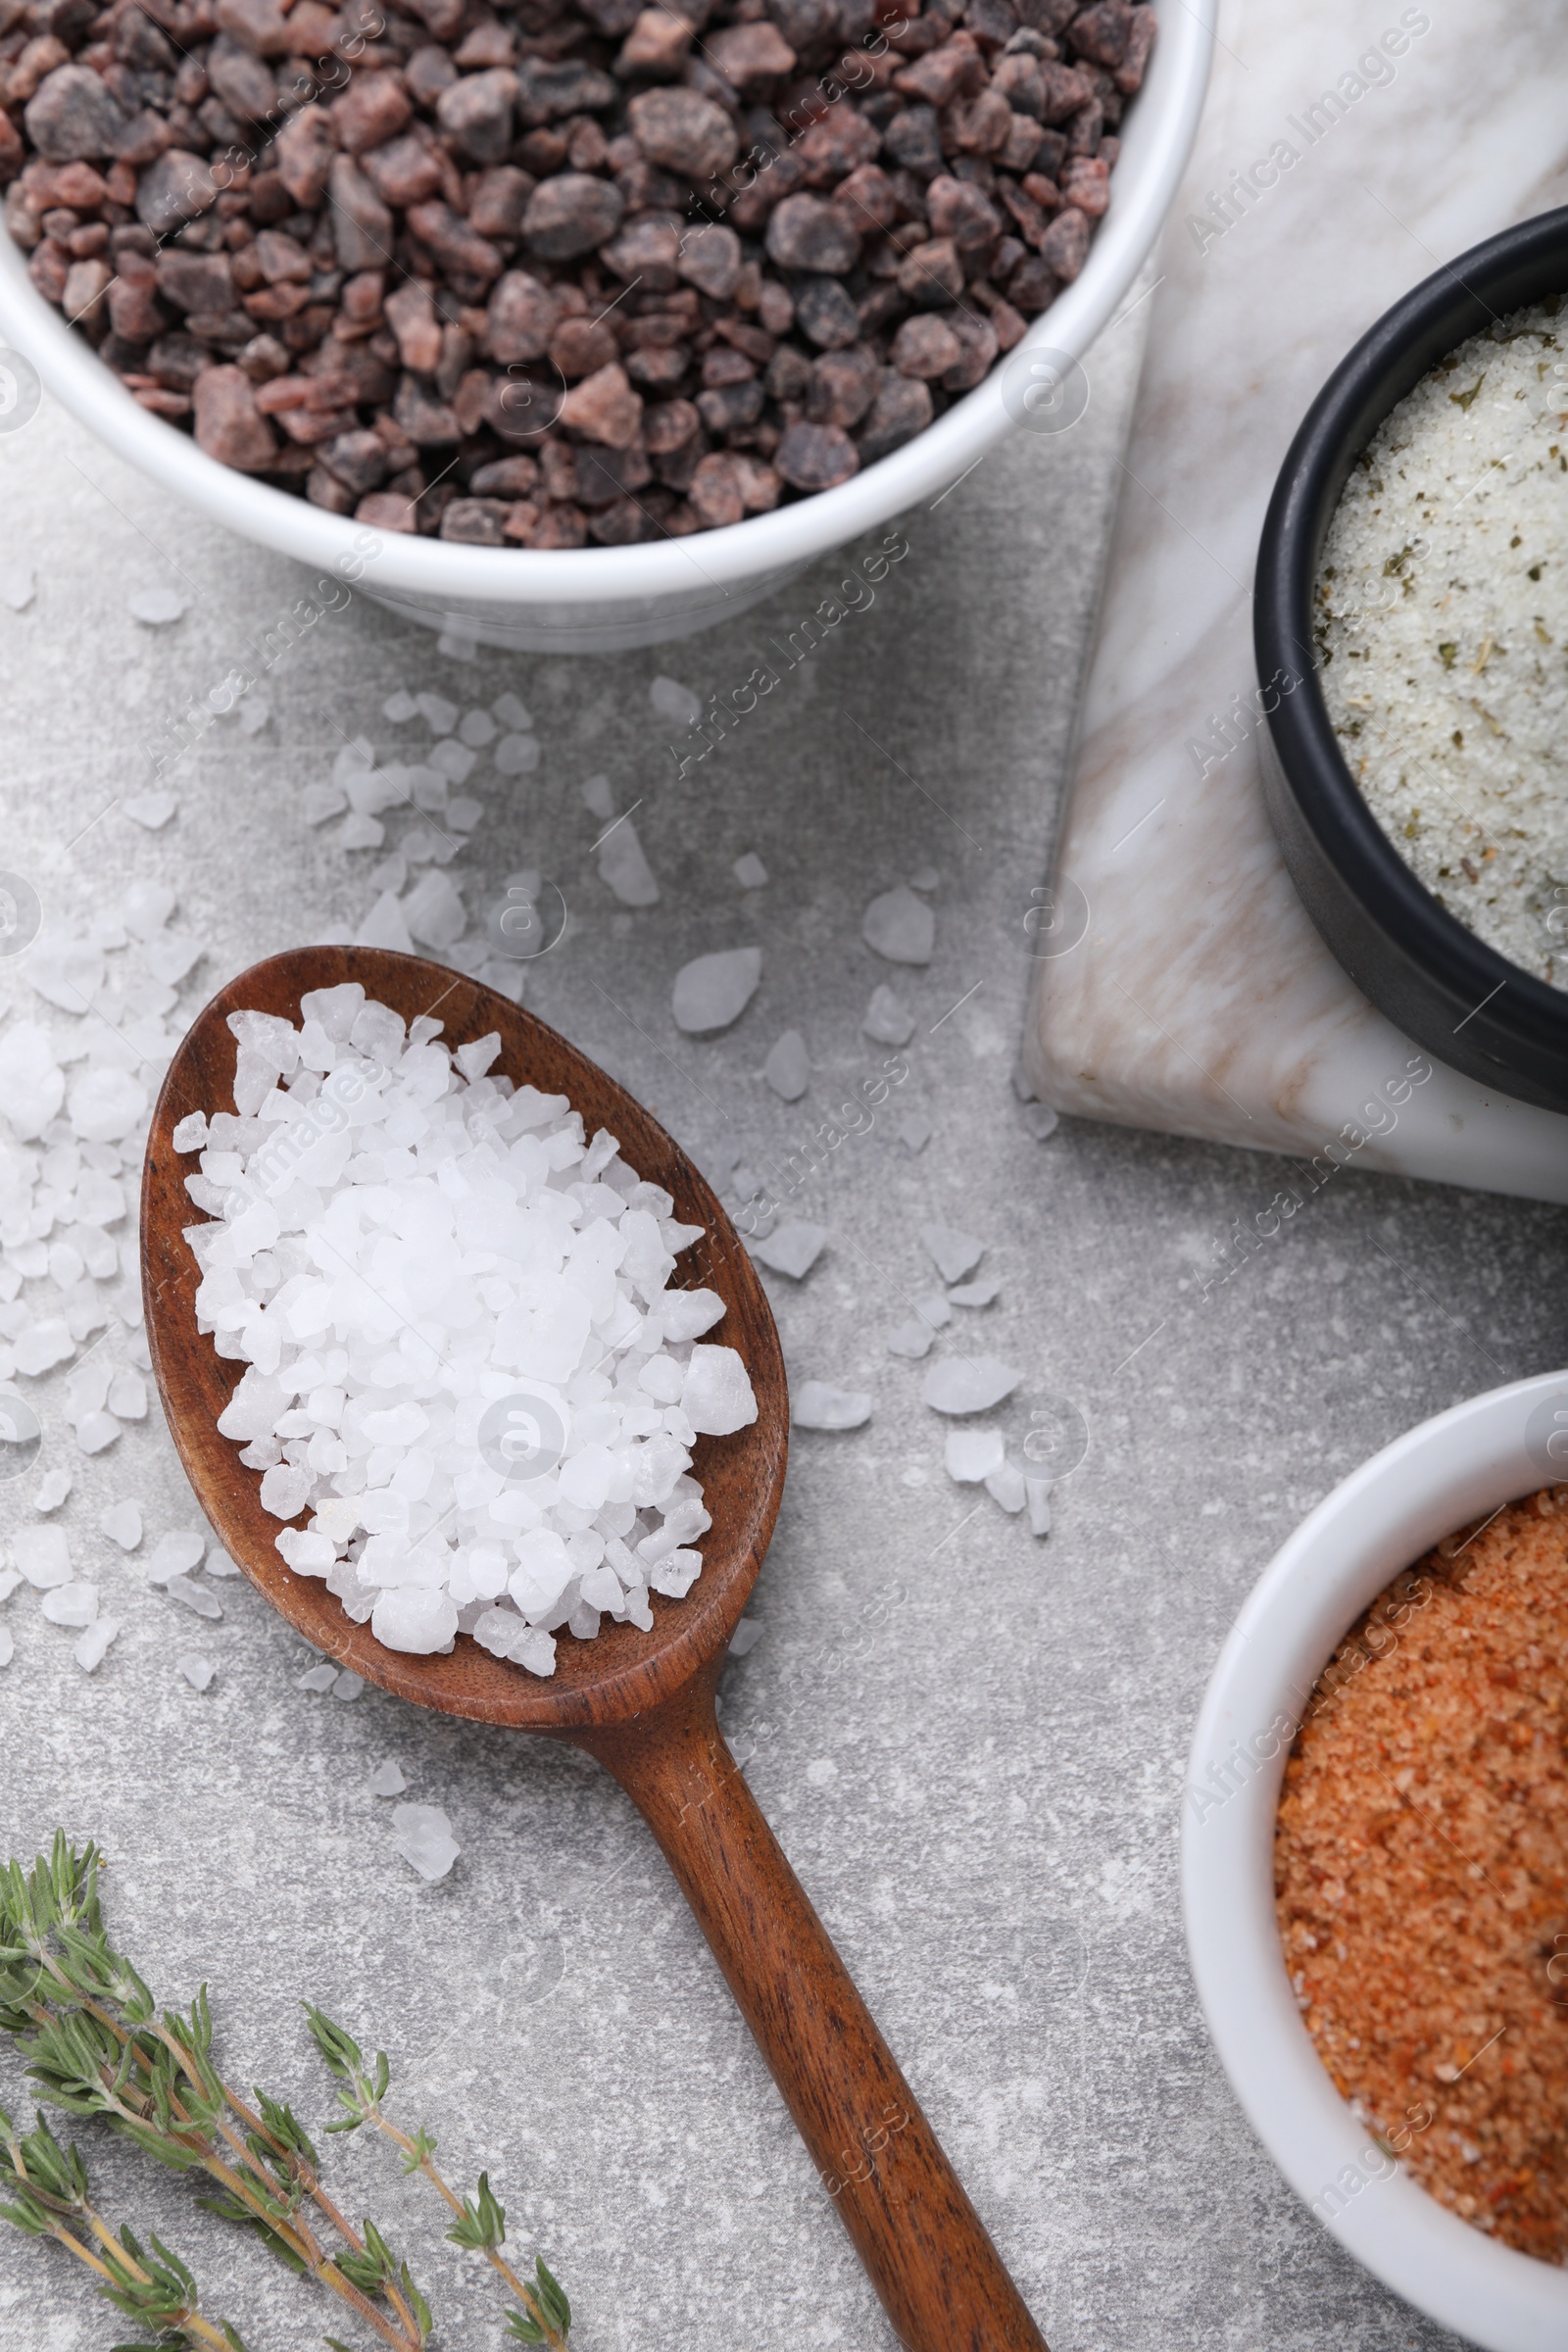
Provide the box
[0,0,1212,654]
[1183,1371,1568,2352]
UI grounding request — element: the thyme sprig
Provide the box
[305,2007,572,2348]
[0,1836,430,2350]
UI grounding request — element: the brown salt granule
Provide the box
[1275,1491,1568,2263]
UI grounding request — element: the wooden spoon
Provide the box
[141,946,1049,2352]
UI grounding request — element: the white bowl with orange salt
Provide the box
[1183,1370,1568,2352]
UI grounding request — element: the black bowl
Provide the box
[1254,204,1568,1113]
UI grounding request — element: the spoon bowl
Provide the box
[142,945,1048,2352]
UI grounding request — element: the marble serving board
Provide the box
[1022,0,1568,1205]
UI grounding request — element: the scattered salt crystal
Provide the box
[862,887,935,965]
[333,1669,365,1700]
[0,1569,22,1603]
[205,1546,240,1578]
[949,1279,1001,1307]
[862,985,916,1047]
[730,1615,764,1655]
[128,587,185,626]
[733,853,768,890]
[908,866,939,892]
[178,1652,215,1690]
[416,692,458,734]
[383,690,418,722]
[431,738,476,786]
[172,1112,209,1152]
[237,697,270,736]
[340,812,386,851]
[495,733,541,776]
[73,1410,120,1455]
[650,675,701,726]
[402,868,466,951]
[1,564,35,612]
[459,709,496,748]
[41,1582,97,1628]
[122,793,177,829]
[67,1067,147,1143]
[913,1293,951,1331]
[599,818,660,907]
[298,1661,338,1690]
[793,1382,870,1431]
[1021,1103,1060,1142]
[921,1224,984,1284]
[369,1759,407,1795]
[16,1319,72,1374]
[74,1617,118,1672]
[146,1530,206,1585]
[14,1527,71,1588]
[356,891,415,954]
[391,1801,461,1881]
[33,1468,71,1511]
[581,773,616,820]
[303,782,349,825]
[888,1320,935,1358]
[100,1501,142,1550]
[445,796,483,833]
[166,1573,222,1619]
[1024,1476,1053,1538]
[437,623,477,662]
[108,1370,147,1418]
[946,1429,1004,1483]
[762,1029,808,1101]
[0,1021,65,1139]
[923,1357,1022,1414]
[986,1462,1027,1513]
[492,692,531,729]
[0,1627,12,1667]
[672,947,761,1035]
[753,1223,827,1280]
[897,1111,932,1153]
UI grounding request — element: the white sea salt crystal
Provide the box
[733,853,768,890]
[923,1356,1022,1414]
[0,1021,65,1139]
[459,708,496,748]
[672,947,761,1035]
[1,564,35,612]
[122,792,177,829]
[74,1410,120,1454]
[580,772,616,820]
[128,587,185,625]
[730,1615,764,1656]
[862,887,934,965]
[178,1652,215,1690]
[108,1370,147,1418]
[402,868,466,951]
[204,1546,240,1577]
[0,1570,21,1604]
[599,818,660,907]
[1024,1475,1053,1537]
[921,1224,984,1284]
[0,1627,12,1667]
[446,796,483,833]
[33,1468,71,1511]
[913,1292,951,1331]
[494,732,541,776]
[650,675,701,726]
[862,985,915,1048]
[391,1801,460,1881]
[762,1030,808,1101]
[41,1582,97,1627]
[237,697,270,736]
[357,891,415,954]
[341,813,386,851]
[172,1112,209,1152]
[949,1279,1001,1307]
[304,782,348,825]
[986,1461,1027,1513]
[16,1319,73,1374]
[946,1429,1004,1482]
[908,865,939,892]
[298,1661,338,1690]
[334,1670,365,1700]
[793,1382,870,1431]
[369,1759,407,1795]
[887,1319,934,1358]
[681,1345,758,1436]
[1021,1103,1060,1142]
[14,1527,71,1588]
[431,738,476,786]
[373,1587,459,1654]
[416,692,458,734]
[166,1574,222,1619]
[67,1067,147,1144]
[100,1500,142,1550]
[753,1223,827,1280]
[897,1111,932,1153]
[29,926,103,1009]
[74,1617,118,1672]
[146,1530,206,1585]
[384,690,418,722]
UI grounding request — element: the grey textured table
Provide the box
[0,271,1555,2352]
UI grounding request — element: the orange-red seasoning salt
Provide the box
[1274,1490,1568,2262]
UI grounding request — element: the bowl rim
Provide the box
[1252,205,1568,1066]
[1181,1369,1568,2352]
[0,0,1215,610]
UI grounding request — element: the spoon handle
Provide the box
[578,1669,1049,2352]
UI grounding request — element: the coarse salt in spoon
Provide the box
[141,946,1047,2352]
